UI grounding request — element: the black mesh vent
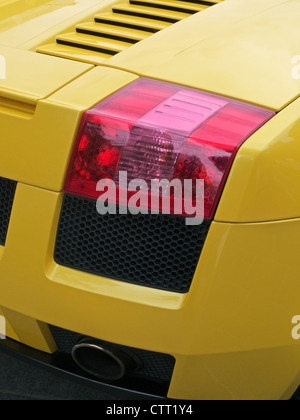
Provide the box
[50,325,175,394]
[55,194,210,293]
[0,177,17,246]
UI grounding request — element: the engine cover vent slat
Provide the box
[37,0,223,63]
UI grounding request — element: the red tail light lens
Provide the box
[65,78,275,220]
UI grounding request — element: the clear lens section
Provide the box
[117,126,179,183]
[139,90,228,133]
[65,78,275,219]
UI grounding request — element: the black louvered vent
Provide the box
[37,1,223,64]
[0,177,17,246]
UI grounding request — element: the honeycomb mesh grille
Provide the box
[50,325,175,384]
[0,177,17,246]
[54,194,211,293]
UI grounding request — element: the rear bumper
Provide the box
[0,181,300,400]
[0,336,164,400]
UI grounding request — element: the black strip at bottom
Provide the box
[0,338,165,400]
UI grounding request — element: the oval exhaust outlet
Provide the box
[72,338,137,381]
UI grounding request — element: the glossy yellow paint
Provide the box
[94,11,171,31]
[110,3,191,21]
[57,31,132,54]
[0,307,57,353]
[37,43,112,66]
[0,0,300,401]
[0,66,137,190]
[36,0,209,67]
[0,45,92,106]
[0,0,119,50]
[108,0,300,110]
[0,182,300,399]
[0,306,18,341]
[216,98,300,223]
[76,21,149,42]
[0,0,50,22]
[135,0,209,13]
[170,218,300,400]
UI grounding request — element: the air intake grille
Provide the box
[37,0,223,64]
[54,194,211,293]
[0,177,17,246]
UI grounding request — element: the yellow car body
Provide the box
[0,0,300,400]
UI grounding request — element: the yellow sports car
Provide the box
[0,0,300,400]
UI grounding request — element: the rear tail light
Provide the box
[65,78,275,220]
